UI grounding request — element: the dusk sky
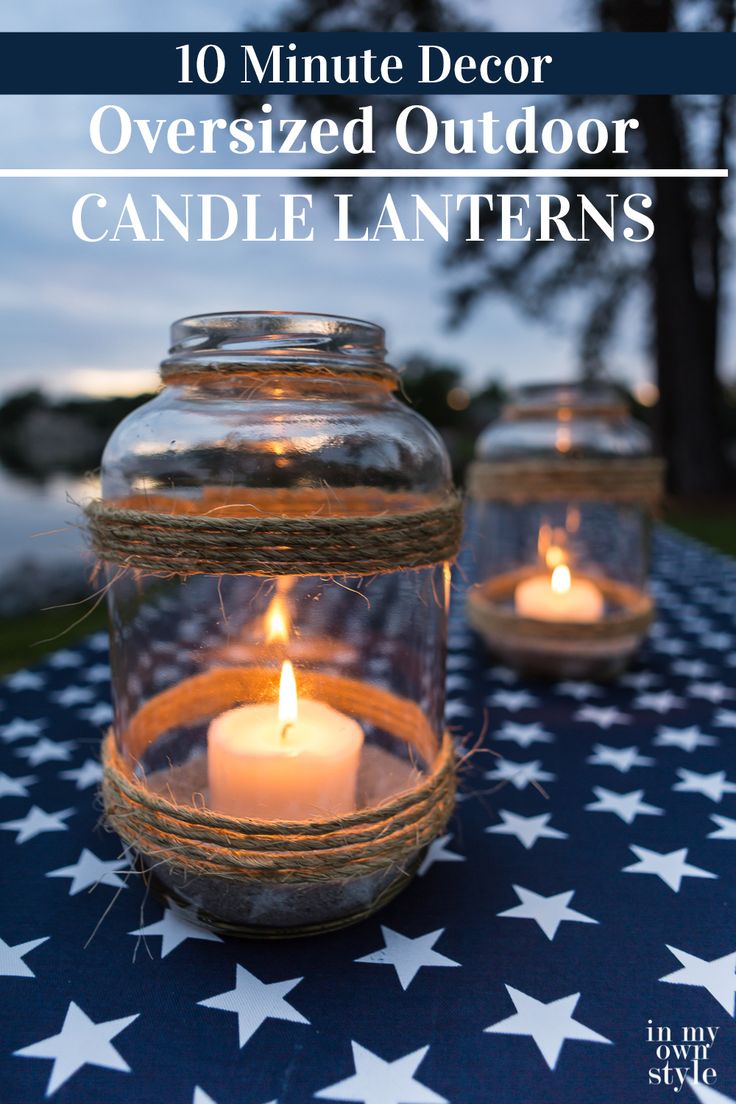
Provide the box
[0,0,690,400]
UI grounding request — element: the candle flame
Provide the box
[551,564,572,595]
[545,545,567,570]
[555,425,572,453]
[278,659,298,729]
[266,594,290,643]
[537,522,551,559]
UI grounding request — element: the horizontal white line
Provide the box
[0,167,727,179]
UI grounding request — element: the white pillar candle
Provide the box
[515,564,604,623]
[207,660,364,820]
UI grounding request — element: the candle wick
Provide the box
[280,722,293,743]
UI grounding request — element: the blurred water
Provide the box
[0,467,98,572]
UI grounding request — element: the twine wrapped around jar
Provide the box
[102,668,456,937]
[90,312,461,935]
[86,487,463,577]
[466,457,665,507]
[466,567,655,680]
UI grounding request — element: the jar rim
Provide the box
[504,380,629,420]
[162,310,396,387]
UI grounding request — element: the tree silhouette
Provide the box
[235,0,735,494]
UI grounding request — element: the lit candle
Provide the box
[515,564,604,623]
[207,660,364,819]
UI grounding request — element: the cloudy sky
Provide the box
[0,0,662,399]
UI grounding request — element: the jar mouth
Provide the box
[161,311,396,387]
[504,381,628,420]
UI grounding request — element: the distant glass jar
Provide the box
[92,312,459,936]
[465,382,663,679]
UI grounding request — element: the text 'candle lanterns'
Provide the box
[87,312,461,937]
[465,383,664,679]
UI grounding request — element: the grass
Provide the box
[0,507,733,676]
[0,603,108,676]
[665,507,736,558]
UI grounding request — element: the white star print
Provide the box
[445,673,471,693]
[485,758,555,791]
[47,650,83,669]
[356,927,459,990]
[714,709,736,728]
[498,886,598,941]
[0,935,48,977]
[198,964,309,1048]
[129,907,222,958]
[51,685,95,708]
[634,690,686,713]
[60,760,103,790]
[652,638,688,656]
[654,726,719,753]
[15,738,75,766]
[700,632,735,650]
[673,768,736,803]
[79,702,115,727]
[586,743,655,773]
[445,701,474,723]
[623,845,716,892]
[0,717,47,743]
[618,670,662,690]
[686,1076,736,1104]
[671,660,714,679]
[315,1042,446,1104]
[4,670,45,692]
[660,944,736,1016]
[555,681,603,700]
[487,810,568,850]
[193,1089,218,1104]
[575,705,631,729]
[47,849,129,895]
[708,814,736,841]
[87,631,109,651]
[417,833,465,876]
[495,721,554,748]
[14,1001,139,1096]
[446,654,472,672]
[688,682,735,704]
[486,689,540,712]
[487,665,519,684]
[0,772,36,799]
[84,663,111,683]
[484,986,611,1070]
[1,806,74,843]
[585,787,664,824]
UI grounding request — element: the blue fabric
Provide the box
[1,528,734,1104]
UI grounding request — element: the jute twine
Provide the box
[86,487,463,577]
[466,568,654,646]
[102,667,455,888]
[466,457,665,507]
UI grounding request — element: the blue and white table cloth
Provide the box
[0,528,735,1104]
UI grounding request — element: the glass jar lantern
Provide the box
[465,383,663,679]
[89,312,460,937]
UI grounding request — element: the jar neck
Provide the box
[504,382,628,421]
[169,373,395,403]
[161,311,397,391]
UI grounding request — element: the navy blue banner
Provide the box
[0,32,733,95]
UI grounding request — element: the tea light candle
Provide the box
[207,660,364,820]
[515,564,604,623]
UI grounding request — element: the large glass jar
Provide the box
[93,312,458,936]
[465,383,663,679]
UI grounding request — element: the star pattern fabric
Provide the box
[355,926,460,990]
[197,964,309,1048]
[14,1001,139,1096]
[0,528,735,1103]
[484,986,611,1070]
